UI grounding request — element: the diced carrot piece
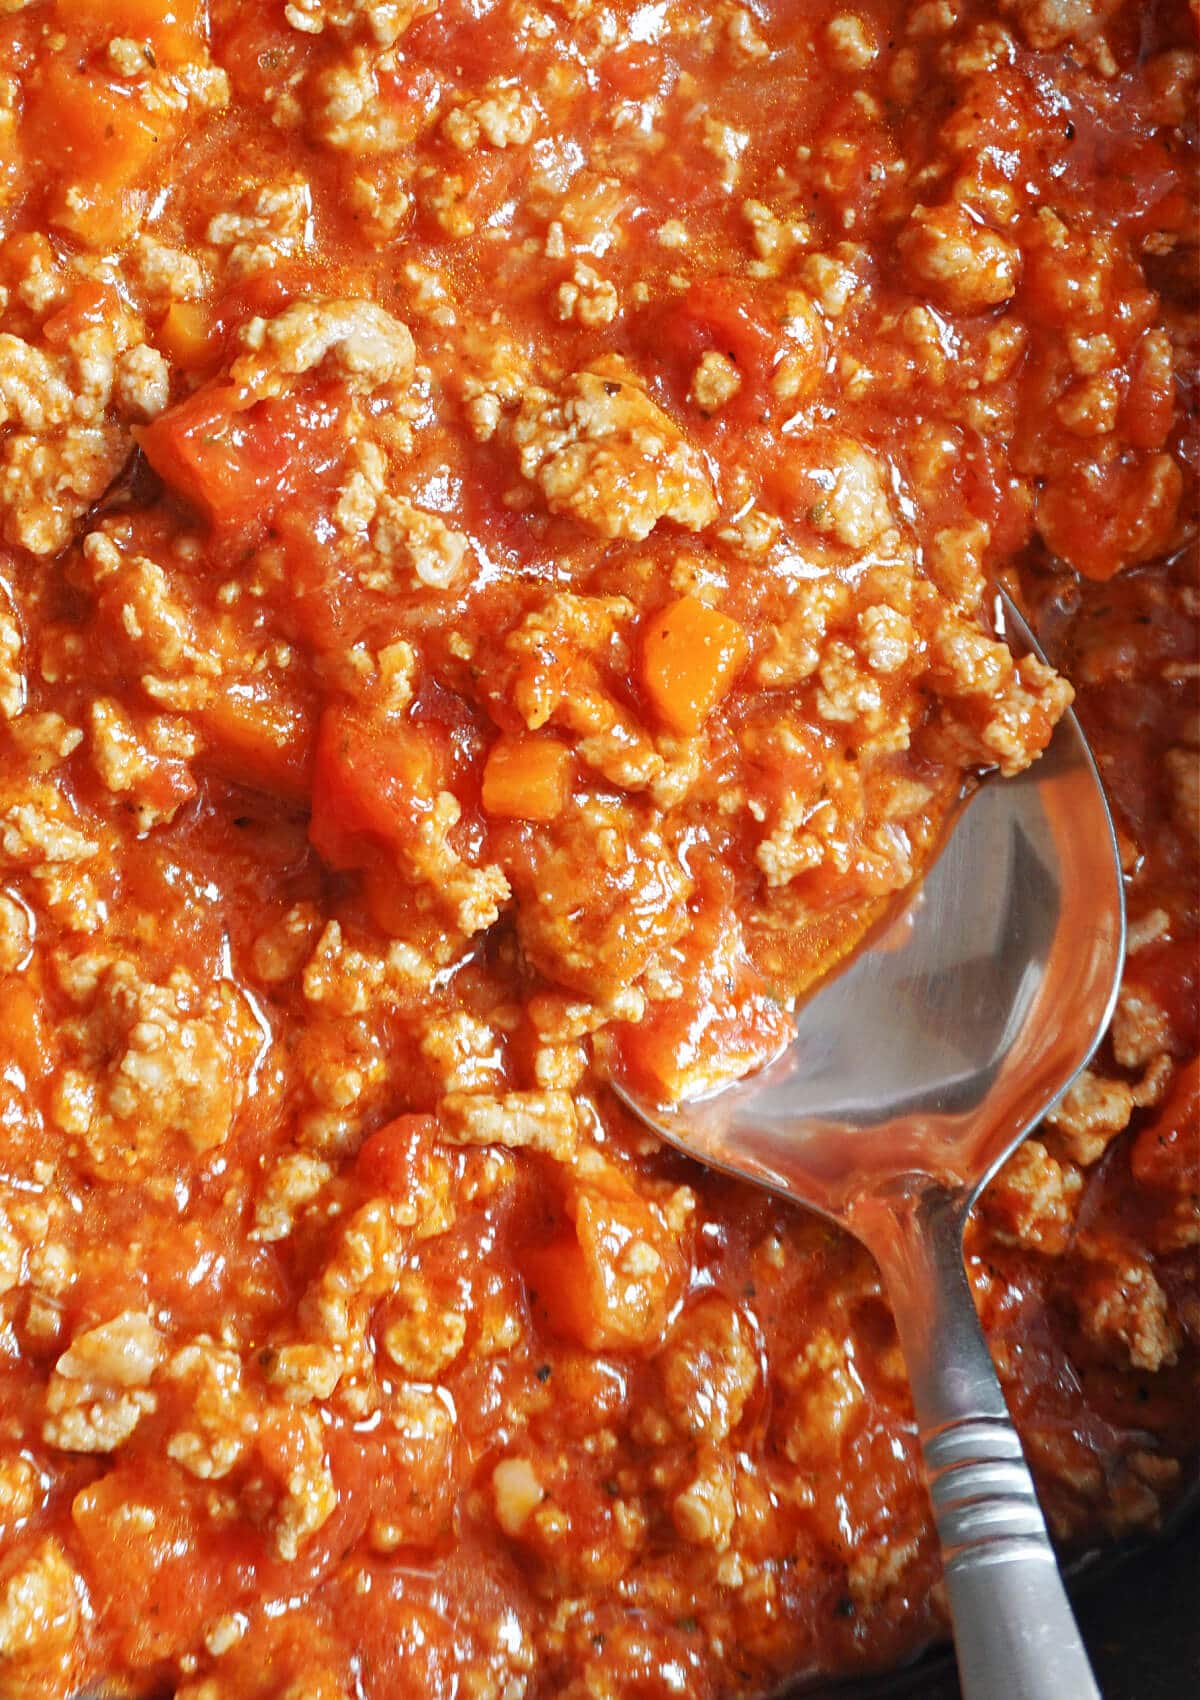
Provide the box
[156,300,217,370]
[53,0,205,63]
[481,734,571,821]
[641,595,748,734]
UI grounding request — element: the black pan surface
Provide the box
[781,1512,1200,1699]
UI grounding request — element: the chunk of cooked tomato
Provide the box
[678,278,783,378]
[615,928,792,1104]
[138,384,345,538]
[1130,1055,1199,1191]
[198,677,317,800]
[54,0,205,63]
[354,1115,438,1194]
[309,706,439,870]
[31,60,170,246]
[524,1169,686,1352]
[654,277,786,408]
[72,1465,238,1664]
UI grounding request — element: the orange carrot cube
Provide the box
[482,735,571,821]
[156,301,217,370]
[641,595,748,734]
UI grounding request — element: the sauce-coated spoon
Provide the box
[615,597,1123,1700]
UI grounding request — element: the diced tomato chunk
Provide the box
[309,706,439,869]
[354,1115,438,1193]
[72,1465,237,1664]
[342,1420,457,1550]
[603,42,673,102]
[372,62,441,144]
[54,0,206,62]
[1121,328,1175,451]
[525,1172,686,1352]
[1130,1055,1199,1191]
[197,678,316,800]
[3,232,54,295]
[138,384,345,538]
[30,61,171,246]
[616,939,792,1105]
[1036,451,1183,581]
[43,280,124,348]
[683,279,782,375]
[137,750,198,817]
[215,5,308,102]
[212,270,307,345]
[655,277,785,405]
[0,977,52,1086]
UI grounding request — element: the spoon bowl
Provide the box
[615,596,1125,1700]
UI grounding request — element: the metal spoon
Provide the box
[615,597,1123,1700]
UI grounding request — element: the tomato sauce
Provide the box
[0,0,1194,1696]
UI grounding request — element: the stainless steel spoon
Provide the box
[615,597,1124,1700]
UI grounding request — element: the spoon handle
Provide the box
[862,1186,1102,1700]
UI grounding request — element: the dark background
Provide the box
[783,1512,1200,1699]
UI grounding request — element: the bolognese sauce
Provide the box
[0,0,1194,1696]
